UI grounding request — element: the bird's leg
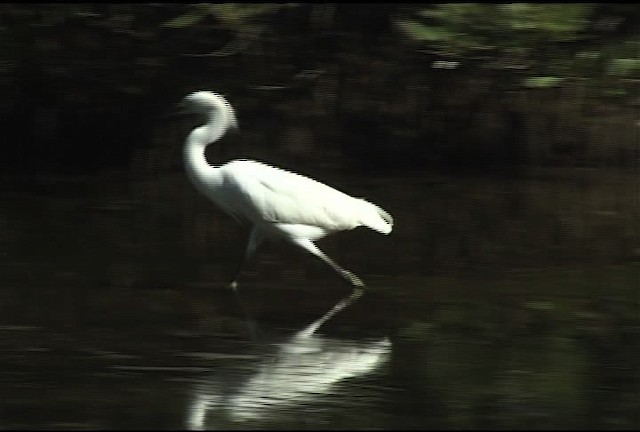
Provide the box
[289,238,366,288]
[229,227,264,290]
[297,288,364,338]
[232,286,261,342]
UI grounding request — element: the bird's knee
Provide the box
[342,270,365,288]
[350,287,365,300]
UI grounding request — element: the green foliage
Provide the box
[523,76,565,89]
[162,8,209,29]
[395,2,640,104]
[397,3,594,59]
[162,3,288,29]
[501,3,592,36]
[607,58,640,77]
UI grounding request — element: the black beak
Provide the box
[174,100,190,116]
[161,101,190,119]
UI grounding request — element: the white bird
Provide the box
[179,90,393,289]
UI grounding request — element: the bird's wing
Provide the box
[219,160,361,231]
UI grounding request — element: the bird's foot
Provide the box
[342,270,365,288]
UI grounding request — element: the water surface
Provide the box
[0,168,638,429]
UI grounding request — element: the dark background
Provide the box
[0,3,637,179]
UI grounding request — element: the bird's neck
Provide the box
[183,112,228,192]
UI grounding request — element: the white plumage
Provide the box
[180,91,393,288]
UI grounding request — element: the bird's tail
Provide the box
[359,200,394,235]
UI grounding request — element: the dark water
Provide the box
[0,168,638,430]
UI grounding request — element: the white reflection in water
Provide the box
[187,290,391,429]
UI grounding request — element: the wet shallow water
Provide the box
[0,169,638,429]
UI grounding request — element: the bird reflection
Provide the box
[187,289,391,429]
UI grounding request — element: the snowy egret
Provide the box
[179,91,393,288]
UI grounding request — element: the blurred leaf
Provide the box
[206,4,283,27]
[396,19,454,42]
[524,300,556,311]
[523,76,565,88]
[575,51,600,60]
[607,58,640,77]
[162,4,285,30]
[501,3,592,39]
[398,4,594,64]
[601,88,628,97]
[162,10,208,28]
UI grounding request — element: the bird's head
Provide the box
[177,90,238,130]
